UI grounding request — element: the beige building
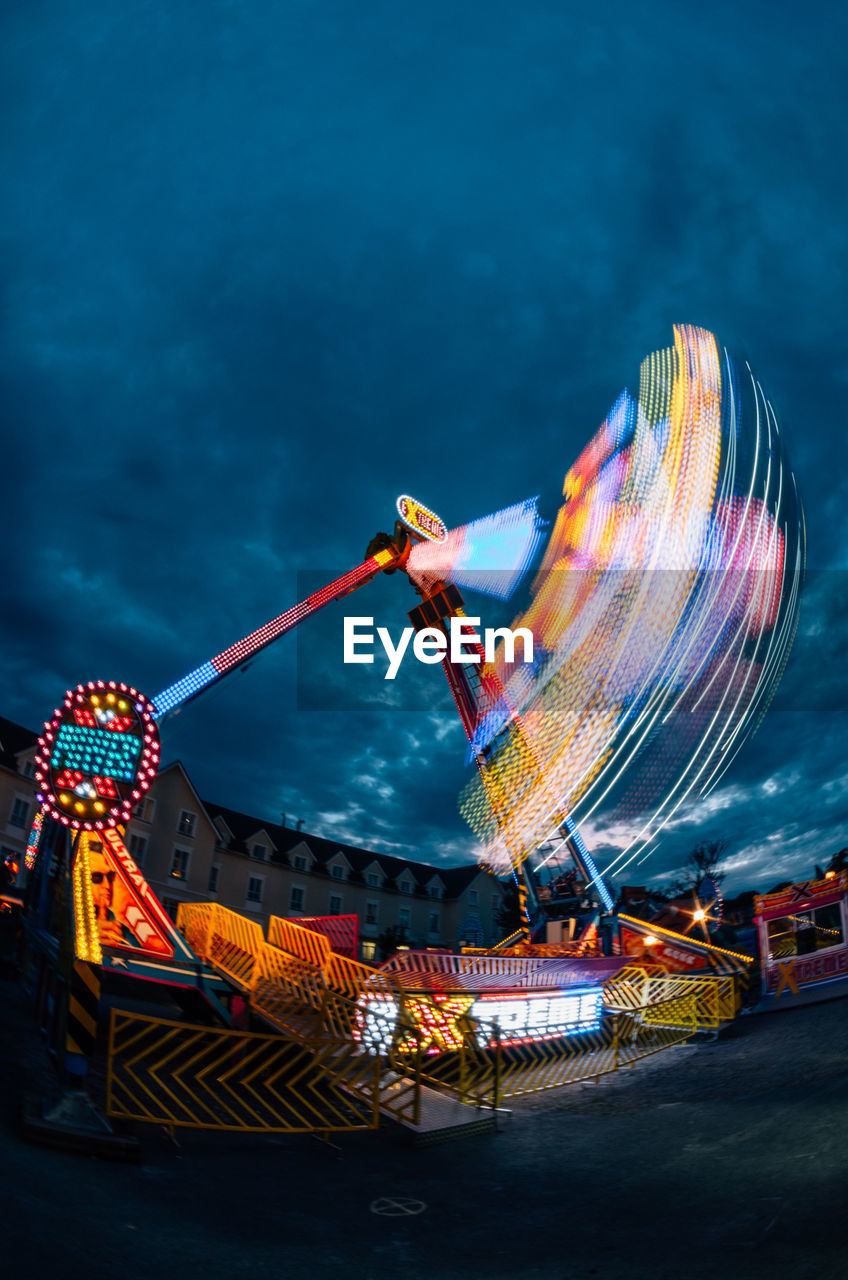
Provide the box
[1,715,506,960]
[0,716,38,881]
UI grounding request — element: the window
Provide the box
[428,911,440,934]
[429,884,442,900]
[293,855,307,872]
[398,906,411,929]
[366,901,379,925]
[768,904,844,958]
[247,876,264,904]
[331,864,345,880]
[329,894,343,916]
[21,759,34,779]
[132,797,156,823]
[399,880,412,894]
[251,844,267,861]
[468,890,478,907]
[290,886,305,911]
[170,847,190,880]
[9,797,30,829]
[208,865,219,893]
[162,898,180,922]
[361,940,377,962]
[177,810,196,837]
[367,872,380,887]
[128,833,148,867]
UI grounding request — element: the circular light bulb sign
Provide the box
[35,680,160,831]
[396,494,447,543]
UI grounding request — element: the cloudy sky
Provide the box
[2,2,846,894]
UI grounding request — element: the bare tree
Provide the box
[826,848,848,874]
[668,839,728,898]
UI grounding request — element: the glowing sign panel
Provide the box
[396,494,447,543]
[355,986,604,1053]
[35,680,160,831]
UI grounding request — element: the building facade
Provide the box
[1,715,506,960]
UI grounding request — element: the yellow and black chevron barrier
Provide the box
[67,959,101,1059]
[604,965,740,1031]
[106,1010,389,1133]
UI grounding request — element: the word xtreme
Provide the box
[344,617,534,680]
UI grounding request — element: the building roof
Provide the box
[0,715,38,772]
[201,797,491,900]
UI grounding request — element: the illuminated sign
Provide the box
[355,987,603,1053]
[35,680,160,831]
[396,494,447,543]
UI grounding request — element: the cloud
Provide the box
[2,2,846,891]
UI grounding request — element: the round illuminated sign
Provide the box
[396,494,447,543]
[35,681,160,831]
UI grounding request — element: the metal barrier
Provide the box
[381,949,609,989]
[106,1009,388,1133]
[268,915,332,969]
[176,902,422,1126]
[178,902,267,990]
[174,904,704,1118]
[414,994,696,1108]
[604,965,740,1030]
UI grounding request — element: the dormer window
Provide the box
[367,872,380,887]
[213,817,232,844]
[251,844,267,861]
[399,879,412,894]
[331,864,345,880]
[293,854,307,872]
[429,885,442,900]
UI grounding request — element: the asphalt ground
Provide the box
[2,962,847,1280]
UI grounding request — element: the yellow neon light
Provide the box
[396,494,447,543]
[618,914,754,963]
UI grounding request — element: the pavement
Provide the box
[2,959,847,1280]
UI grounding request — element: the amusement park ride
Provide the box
[21,323,841,1095]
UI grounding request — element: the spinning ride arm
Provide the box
[152,545,402,720]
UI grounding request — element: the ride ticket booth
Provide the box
[754,871,848,1010]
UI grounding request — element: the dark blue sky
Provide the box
[2,2,846,893]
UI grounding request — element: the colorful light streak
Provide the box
[407,497,544,600]
[458,326,804,883]
[24,806,45,872]
[152,548,398,717]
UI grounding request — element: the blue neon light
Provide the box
[562,813,615,913]
[52,724,141,780]
[152,661,218,719]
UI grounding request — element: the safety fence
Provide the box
[413,993,697,1108]
[178,902,422,1125]
[381,949,607,989]
[604,965,740,1030]
[106,1008,413,1133]
[174,904,704,1121]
